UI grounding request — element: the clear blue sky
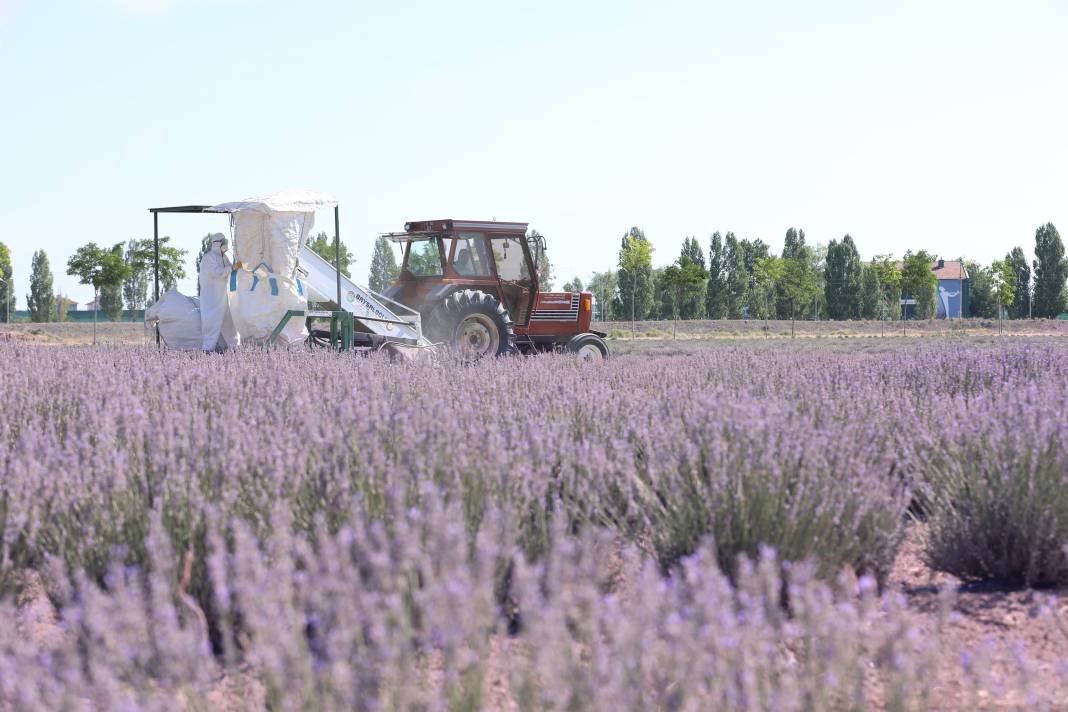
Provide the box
[2,0,1066,307]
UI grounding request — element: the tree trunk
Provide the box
[631,288,636,340]
[93,287,98,345]
[672,293,678,340]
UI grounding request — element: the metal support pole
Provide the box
[342,311,353,351]
[93,287,98,345]
[153,212,160,346]
[334,206,342,310]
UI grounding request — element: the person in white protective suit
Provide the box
[198,234,238,351]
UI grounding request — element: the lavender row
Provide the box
[1,339,1067,707]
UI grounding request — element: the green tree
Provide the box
[588,271,618,321]
[308,231,354,278]
[776,227,806,318]
[0,241,13,322]
[368,236,400,293]
[680,236,705,269]
[739,238,770,319]
[900,251,937,319]
[739,238,769,276]
[753,255,784,329]
[99,244,126,321]
[858,263,881,320]
[562,276,584,293]
[660,255,707,337]
[782,227,807,259]
[1033,223,1067,318]
[615,227,655,330]
[964,260,996,319]
[68,242,132,338]
[824,235,862,320]
[128,236,187,302]
[991,258,1016,333]
[678,237,706,319]
[705,231,728,319]
[872,255,902,319]
[157,237,187,294]
[650,267,670,320]
[808,243,829,319]
[780,255,818,337]
[27,250,55,323]
[1005,246,1031,319]
[123,239,149,311]
[722,232,748,319]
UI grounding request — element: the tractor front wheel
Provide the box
[428,290,515,361]
[565,333,610,361]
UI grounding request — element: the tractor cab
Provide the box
[384,220,540,327]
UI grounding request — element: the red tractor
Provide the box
[379,219,610,360]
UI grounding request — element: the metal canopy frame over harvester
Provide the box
[148,198,429,353]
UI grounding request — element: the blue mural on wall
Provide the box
[937,278,963,318]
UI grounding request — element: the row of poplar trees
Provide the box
[574,223,1068,323]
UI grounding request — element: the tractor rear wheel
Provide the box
[566,333,610,361]
[428,290,515,361]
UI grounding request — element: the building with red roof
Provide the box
[895,258,969,318]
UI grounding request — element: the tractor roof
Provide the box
[399,219,528,235]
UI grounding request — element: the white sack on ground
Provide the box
[145,291,202,350]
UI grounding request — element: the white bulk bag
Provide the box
[208,191,335,346]
[231,210,314,283]
[227,269,308,346]
[145,290,203,350]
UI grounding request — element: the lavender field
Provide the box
[2,338,1068,710]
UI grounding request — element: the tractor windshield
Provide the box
[405,238,443,277]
